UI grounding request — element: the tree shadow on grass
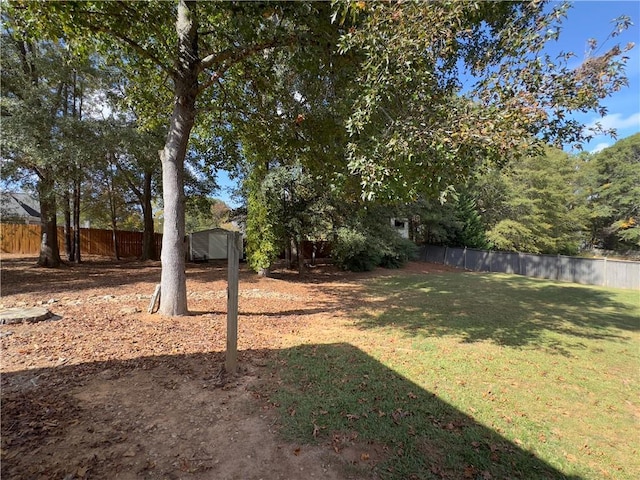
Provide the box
[1,345,582,480]
[352,272,639,352]
[269,343,584,479]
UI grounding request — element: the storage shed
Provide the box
[188,228,243,262]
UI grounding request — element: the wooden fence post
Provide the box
[225,232,240,374]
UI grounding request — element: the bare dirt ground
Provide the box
[0,254,455,480]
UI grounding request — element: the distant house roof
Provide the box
[0,192,41,224]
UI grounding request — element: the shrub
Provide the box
[332,223,418,272]
[379,235,419,269]
[332,227,382,272]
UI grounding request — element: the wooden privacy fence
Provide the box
[420,244,640,290]
[1,223,162,258]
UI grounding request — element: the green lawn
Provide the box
[270,272,639,479]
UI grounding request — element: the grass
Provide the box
[269,272,640,480]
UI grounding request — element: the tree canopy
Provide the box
[336,1,633,200]
[4,0,634,313]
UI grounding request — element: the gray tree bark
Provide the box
[158,0,199,316]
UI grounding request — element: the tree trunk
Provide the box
[140,170,157,260]
[111,219,120,260]
[37,174,60,268]
[63,190,72,260]
[107,174,120,261]
[158,0,199,316]
[284,238,292,268]
[294,236,305,273]
[72,178,81,263]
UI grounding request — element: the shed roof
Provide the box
[189,227,233,235]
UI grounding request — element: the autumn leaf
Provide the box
[463,465,477,478]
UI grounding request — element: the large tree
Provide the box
[13,1,333,315]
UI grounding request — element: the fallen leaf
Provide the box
[294,447,301,456]
[463,465,477,478]
[360,453,370,461]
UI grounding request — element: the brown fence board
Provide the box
[1,224,42,254]
[1,223,162,258]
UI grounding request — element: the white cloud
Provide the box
[586,112,640,131]
[590,142,610,153]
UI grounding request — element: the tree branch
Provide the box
[115,161,143,200]
[89,22,177,78]
[197,37,294,94]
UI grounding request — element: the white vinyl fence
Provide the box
[420,245,640,290]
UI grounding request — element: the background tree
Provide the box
[0,15,106,266]
[219,8,356,274]
[476,147,587,254]
[244,162,281,277]
[111,123,166,260]
[261,163,333,272]
[185,196,231,233]
[582,133,640,250]
[402,193,489,249]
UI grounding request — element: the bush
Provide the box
[332,223,418,272]
[379,235,419,269]
[332,227,381,272]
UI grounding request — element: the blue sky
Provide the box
[215,1,640,207]
[552,0,640,153]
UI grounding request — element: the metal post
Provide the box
[226,232,240,373]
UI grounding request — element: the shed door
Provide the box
[208,232,228,259]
